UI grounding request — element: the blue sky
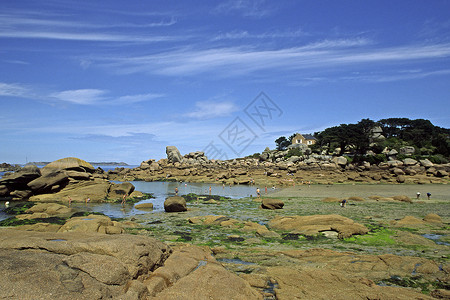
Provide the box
[1,0,449,164]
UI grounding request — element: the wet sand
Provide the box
[267,183,450,202]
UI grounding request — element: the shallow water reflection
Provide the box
[0,181,270,220]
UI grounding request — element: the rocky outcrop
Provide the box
[166,146,184,163]
[58,214,124,234]
[0,229,264,299]
[164,196,187,212]
[269,214,369,239]
[1,157,137,202]
[261,198,284,210]
[27,170,70,194]
[41,157,95,175]
[0,229,171,299]
[145,245,262,299]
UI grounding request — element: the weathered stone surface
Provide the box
[29,181,111,202]
[0,165,41,191]
[41,157,95,175]
[58,214,124,234]
[435,169,449,177]
[261,198,284,210]
[332,156,348,166]
[148,247,262,299]
[400,146,415,156]
[135,202,154,210]
[267,266,433,300]
[65,170,92,180]
[166,146,183,163]
[27,170,69,193]
[164,196,187,212]
[420,159,433,167]
[0,229,171,299]
[108,181,135,199]
[269,214,369,239]
[25,203,73,216]
[403,158,418,166]
[396,175,405,183]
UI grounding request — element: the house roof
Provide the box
[302,134,316,140]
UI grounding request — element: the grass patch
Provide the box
[4,202,35,215]
[345,226,396,246]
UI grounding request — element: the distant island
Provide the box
[27,161,129,166]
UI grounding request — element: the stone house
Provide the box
[291,133,317,146]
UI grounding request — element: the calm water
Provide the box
[0,181,270,220]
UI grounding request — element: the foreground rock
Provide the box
[164,196,187,212]
[146,245,262,299]
[0,229,263,299]
[224,248,446,300]
[261,198,284,210]
[0,229,171,299]
[269,214,369,238]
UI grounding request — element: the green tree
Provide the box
[275,136,290,151]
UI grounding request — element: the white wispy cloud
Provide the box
[94,41,450,78]
[0,11,180,43]
[184,101,239,119]
[50,89,108,105]
[212,28,308,41]
[0,30,179,43]
[0,84,163,106]
[50,89,164,105]
[113,93,164,105]
[214,0,273,18]
[0,82,33,98]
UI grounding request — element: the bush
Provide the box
[362,154,387,165]
[429,154,449,164]
[285,148,304,159]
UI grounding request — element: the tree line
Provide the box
[275,118,450,158]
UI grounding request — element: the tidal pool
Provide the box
[2,181,270,220]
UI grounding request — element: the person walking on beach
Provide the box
[121,194,128,207]
[340,199,347,208]
[256,188,261,199]
[209,186,212,195]
[85,197,90,204]
[416,192,421,199]
[265,186,268,194]
[175,187,178,195]
[427,192,431,200]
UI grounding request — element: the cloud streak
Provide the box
[0,84,163,106]
[184,101,239,120]
[0,11,180,43]
[94,40,450,79]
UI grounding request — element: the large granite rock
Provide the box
[0,164,41,190]
[0,229,171,299]
[261,198,284,210]
[164,196,187,212]
[29,181,134,203]
[166,146,183,163]
[145,245,262,299]
[58,214,124,234]
[27,170,69,194]
[41,157,95,175]
[269,214,369,239]
[107,181,135,199]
